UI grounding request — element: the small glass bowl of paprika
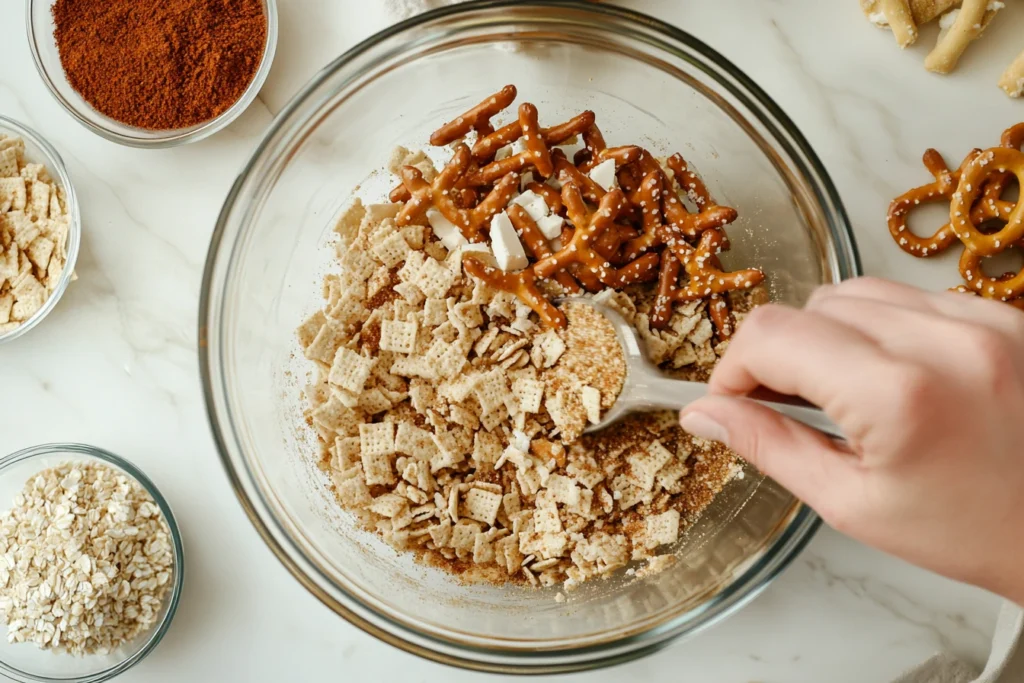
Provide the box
[26,0,278,148]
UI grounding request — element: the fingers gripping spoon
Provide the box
[569,299,845,439]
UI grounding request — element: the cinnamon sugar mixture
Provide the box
[297,94,766,588]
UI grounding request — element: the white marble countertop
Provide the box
[1,1,1021,681]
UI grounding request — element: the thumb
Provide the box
[679,395,854,509]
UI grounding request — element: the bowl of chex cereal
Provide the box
[0,116,79,344]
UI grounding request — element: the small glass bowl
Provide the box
[25,0,279,148]
[0,443,184,683]
[0,115,80,346]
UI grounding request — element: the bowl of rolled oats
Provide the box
[0,115,79,345]
[0,444,183,682]
[200,0,859,674]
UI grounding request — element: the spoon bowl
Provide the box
[568,297,844,439]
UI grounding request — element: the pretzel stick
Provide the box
[535,185,621,281]
[577,124,608,173]
[430,85,517,146]
[472,111,595,161]
[553,150,606,203]
[949,147,1024,256]
[1000,50,1024,99]
[525,182,563,214]
[651,250,682,329]
[924,0,993,74]
[666,153,712,209]
[463,257,567,329]
[597,146,643,167]
[612,252,661,287]
[517,103,555,178]
[668,229,765,302]
[639,152,737,241]
[879,0,919,48]
[708,293,734,339]
[1003,123,1024,151]
[397,144,519,240]
[506,205,581,294]
[390,183,411,203]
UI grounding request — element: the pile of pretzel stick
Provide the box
[390,85,764,339]
[860,0,1023,98]
[887,122,1024,308]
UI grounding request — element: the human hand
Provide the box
[679,277,1024,604]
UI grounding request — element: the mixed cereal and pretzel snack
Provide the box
[297,86,768,588]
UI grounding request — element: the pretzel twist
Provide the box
[707,294,734,339]
[430,85,517,146]
[887,148,978,257]
[1003,123,1024,151]
[463,257,567,329]
[951,284,1024,311]
[949,147,1024,256]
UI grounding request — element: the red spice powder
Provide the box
[52,0,267,131]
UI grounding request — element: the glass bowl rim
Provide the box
[0,114,81,346]
[24,0,280,149]
[0,443,185,683]
[198,0,860,672]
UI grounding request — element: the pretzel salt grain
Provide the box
[949,147,1024,257]
[471,111,595,162]
[924,0,996,75]
[887,148,977,257]
[879,0,919,48]
[463,256,567,329]
[430,85,517,146]
[397,144,519,240]
[667,228,765,302]
[507,204,581,294]
[1001,50,1024,99]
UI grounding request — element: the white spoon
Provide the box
[568,298,845,439]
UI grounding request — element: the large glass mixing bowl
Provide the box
[199,0,860,673]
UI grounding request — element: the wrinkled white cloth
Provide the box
[378,1,1024,681]
[895,604,1024,683]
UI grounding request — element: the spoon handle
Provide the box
[634,376,845,440]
